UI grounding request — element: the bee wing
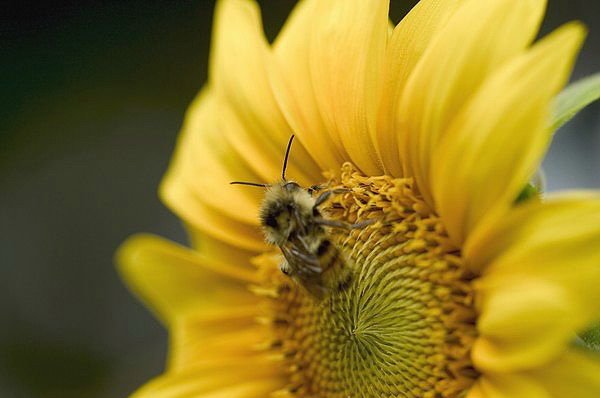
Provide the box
[279,242,323,276]
[279,242,328,298]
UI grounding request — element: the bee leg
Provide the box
[292,208,308,235]
[313,188,351,208]
[348,218,377,229]
[314,190,333,208]
[315,218,376,230]
[308,183,344,194]
[315,218,351,229]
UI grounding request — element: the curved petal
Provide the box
[132,364,284,398]
[116,234,258,324]
[168,310,266,371]
[465,192,600,271]
[210,0,321,184]
[186,229,263,268]
[431,22,585,245]
[159,92,267,251]
[376,0,466,176]
[270,0,346,172]
[161,90,265,227]
[473,279,578,372]
[470,194,600,371]
[468,373,550,398]
[162,168,267,251]
[308,0,389,175]
[529,348,600,397]
[399,0,547,204]
[470,349,600,397]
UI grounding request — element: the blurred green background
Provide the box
[1,0,598,397]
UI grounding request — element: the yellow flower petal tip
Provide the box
[115,233,184,324]
[116,234,258,325]
[118,0,600,397]
[115,233,162,294]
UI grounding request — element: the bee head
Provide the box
[258,182,300,243]
[232,135,310,245]
[283,181,301,192]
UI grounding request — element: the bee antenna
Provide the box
[230,181,270,188]
[281,134,295,181]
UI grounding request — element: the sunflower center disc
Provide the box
[255,164,478,398]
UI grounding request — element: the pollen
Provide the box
[253,164,478,398]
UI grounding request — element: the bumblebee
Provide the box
[231,136,368,298]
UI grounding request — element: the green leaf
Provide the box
[551,73,600,132]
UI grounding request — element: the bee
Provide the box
[231,135,370,298]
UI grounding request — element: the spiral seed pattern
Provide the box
[254,164,478,398]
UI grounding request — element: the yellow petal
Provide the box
[377,0,466,176]
[431,22,586,245]
[473,278,577,372]
[132,364,283,398]
[168,308,265,371]
[307,0,389,175]
[474,194,600,321]
[160,96,267,252]
[400,0,547,204]
[529,348,600,397]
[470,348,600,397]
[116,234,257,324]
[270,0,346,172]
[161,90,265,227]
[469,373,550,398]
[466,192,600,271]
[186,228,262,268]
[210,0,321,184]
[469,193,600,372]
[162,172,266,251]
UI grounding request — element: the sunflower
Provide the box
[117,0,600,397]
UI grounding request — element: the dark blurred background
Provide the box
[1,1,598,397]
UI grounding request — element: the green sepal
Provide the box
[516,183,540,204]
[551,72,600,132]
[578,321,600,353]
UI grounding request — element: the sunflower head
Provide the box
[117,0,600,397]
[254,163,478,397]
